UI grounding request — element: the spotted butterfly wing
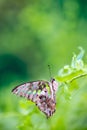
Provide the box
[12,79,58,118]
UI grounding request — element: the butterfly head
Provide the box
[51,78,58,92]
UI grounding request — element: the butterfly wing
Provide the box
[12,80,56,117]
[12,80,50,100]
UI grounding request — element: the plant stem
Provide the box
[67,73,87,83]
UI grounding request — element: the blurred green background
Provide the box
[0,0,87,130]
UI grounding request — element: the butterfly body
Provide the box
[12,78,58,118]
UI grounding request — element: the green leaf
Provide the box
[56,47,87,83]
[56,70,87,83]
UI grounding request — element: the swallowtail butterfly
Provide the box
[12,78,58,118]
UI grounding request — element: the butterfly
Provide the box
[12,78,58,118]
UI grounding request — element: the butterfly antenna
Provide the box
[48,65,52,80]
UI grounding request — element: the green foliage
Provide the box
[57,47,87,83]
[56,47,87,100]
